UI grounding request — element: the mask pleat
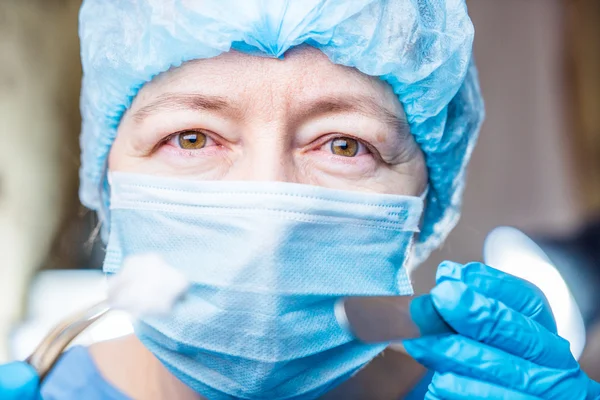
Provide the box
[105,172,421,399]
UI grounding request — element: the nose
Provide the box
[228,126,296,183]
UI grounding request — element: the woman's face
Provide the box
[110,46,427,196]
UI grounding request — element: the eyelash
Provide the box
[159,129,218,151]
[158,130,378,160]
[314,133,373,157]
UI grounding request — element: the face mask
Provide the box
[104,172,424,400]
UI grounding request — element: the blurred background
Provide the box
[1,0,599,381]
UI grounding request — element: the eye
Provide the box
[328,137,366,157]
[164,130,218,151]
[177,131,207,149]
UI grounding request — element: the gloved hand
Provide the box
[0,361,40,400]
[404,261,600,400]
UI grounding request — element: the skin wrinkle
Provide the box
[112,48,427,195]
[101,46,429,399]
[132,93,411,143]
[132,93,232,123]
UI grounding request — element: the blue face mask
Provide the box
[104,172,424,400]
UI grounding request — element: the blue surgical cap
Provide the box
[79,0,484,266]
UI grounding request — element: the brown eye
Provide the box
[178,131,207,150]
[330,137,359,157]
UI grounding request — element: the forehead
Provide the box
[133,46,403,114]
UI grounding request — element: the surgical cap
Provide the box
[79,0,485,266]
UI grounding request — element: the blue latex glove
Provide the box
[0,362,40,400]
[404,261,600,400]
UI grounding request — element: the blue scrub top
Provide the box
[40,346,129,400]
[40,346,431,399]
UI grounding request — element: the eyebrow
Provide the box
[294,95,411,139]
[132,93,236,122]
[131,92,411,138]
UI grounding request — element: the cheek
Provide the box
[108,125,231,179]
[108,120,428,195]
[297,147,379,177]
[107,135,155,174]
[109,152,232,179]
[108,121,158,172]
[107,135,128,172]
[294,154,427,196]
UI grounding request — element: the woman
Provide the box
[2,1,599,399]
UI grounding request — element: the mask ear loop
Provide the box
[98,168,113,243]
[404,186,429,273]
[418,186,429,202]
[107,171,113,186]
[416,186,429,231]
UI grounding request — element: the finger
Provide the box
[587,379,600,398]
[430,280,576,369]
[425,372,543,400]
[0,362,39,400]
[404,335,588,399]
[436,261,557,333]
